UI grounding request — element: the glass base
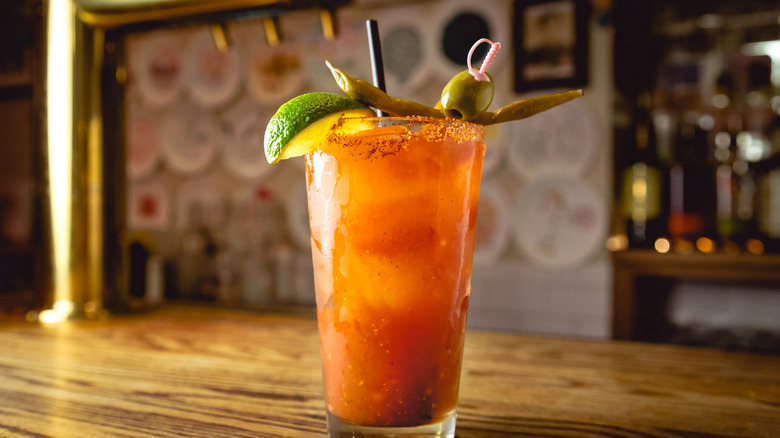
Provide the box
[326,410,456,438]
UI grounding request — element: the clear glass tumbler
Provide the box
[305,116,486,437]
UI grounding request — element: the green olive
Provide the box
[325,61,583,125]
[440,70,495,121]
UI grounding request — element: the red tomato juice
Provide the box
[305,117,485,427]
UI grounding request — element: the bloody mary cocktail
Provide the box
[305,116,485,436]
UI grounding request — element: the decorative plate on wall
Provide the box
[377,10,434,96]
[185,27,241,109]
[126,103,161,180]
[508,95,600,180]
[136,32,185,107]
[513,176,606,268]
[473,181,510,264]
[302,10,368,94]
[429,0,510,80]
[248,41,306,105]
[221,99,274,181]
[482,122,508,177]
[160,105,220,177]
[285,179,311,251]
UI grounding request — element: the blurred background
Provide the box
[1,0,779,353]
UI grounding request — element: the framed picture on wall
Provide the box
[513,0,589,92]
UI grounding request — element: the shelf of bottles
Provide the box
[613,0,780,257]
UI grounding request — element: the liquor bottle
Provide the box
[710,70,749,251]
[214,201,241,306]
[667,112,717,251]
[242,187,279,308]
[753,152,780,253]
[622,92,664,248]
[742,60,774,163]
[128,237,149,299]
[127,230,165,307]
[176,203,217,300]
[746,60,780,253]
[714,113,743,250]
[715,59,775,252]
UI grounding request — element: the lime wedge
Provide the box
[264,92,375,163]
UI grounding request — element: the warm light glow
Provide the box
[606,235,628,252]
[54,300,75,314]
[39,310,67,324]
[631,163,648,200]
[743,40,780,87]
[696,237,715,253]
[25,311,38,323]
[654,238,671,254]
[632,179,647,200]
[673,240,695,254]
[39,301,75,324]
[46,0,75,305]
[746,239,765,255]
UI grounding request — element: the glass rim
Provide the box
[339,115,484,128]
[325,115,486,151]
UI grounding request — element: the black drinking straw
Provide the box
[366,19,388,117]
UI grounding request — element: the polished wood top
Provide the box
[612,249,780,281]
[0,306,778,437]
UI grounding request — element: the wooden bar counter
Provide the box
[1,306,778,437]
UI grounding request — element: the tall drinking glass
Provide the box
[305,116,486,437]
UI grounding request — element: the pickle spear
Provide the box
[326,61,583,126]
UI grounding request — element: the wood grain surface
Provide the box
[611,250,780,340]
[0,306,778,438]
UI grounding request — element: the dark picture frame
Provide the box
[513,0,589,93]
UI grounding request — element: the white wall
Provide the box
[467,5,615,338]
[123,0,620,337]
[342,0,619,338]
